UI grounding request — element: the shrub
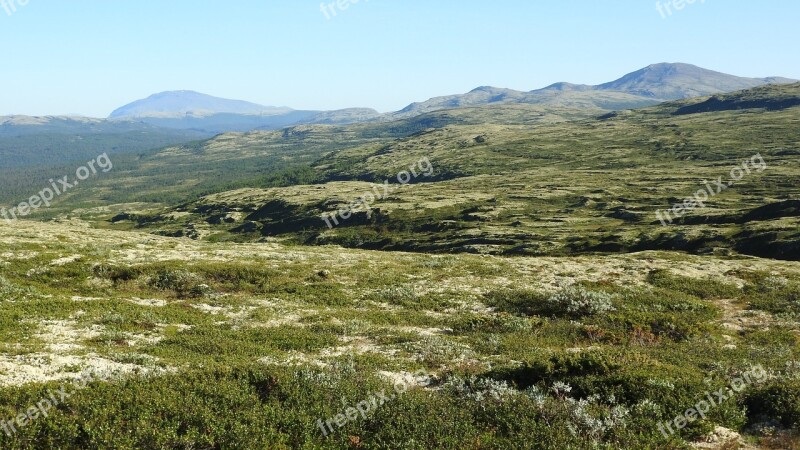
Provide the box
[452,313,531,333]
[0,276,33,301]
[375,285,417,304]
[744,275,800,316]
[647,269,740,299]
[611,288,718,341]
[366,285,454,310]
[489,352,618,390]
[148,269,208,298]
[483,289,548,316]
[546,286,616,318]
[745,380,800,429]
[194,263,276,292]
[443,375,517,403]
[92,263,139,282]
[405,336,473,368]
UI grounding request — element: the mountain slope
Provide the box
[392,87,658,119]
[596,62,794,99]
[672,82,800,115]
[393,63,797,118]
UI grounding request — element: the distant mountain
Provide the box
[109,91,291,119]
[106,64,797,133]
[1,115,107,132]
[391,86,658,119]
[108,91,381,134]
[132,111,327,134]
[596,62,796,99]
[393,63,797,118]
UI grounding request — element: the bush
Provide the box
[375,285,417,305]
[647,270,740,299]
[745,380,800,429]
[452,313,531,333]
[489,352,618,390]
[483,289,548,316]
[610,288,718,342]
[148,269,208,298]
[0,276,33,301]
[194,263,276,292]
[443,375,517,402]
[744,275,800,316]
[92,263,139,282]
[546,286,616,318]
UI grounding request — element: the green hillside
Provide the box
[97,83,800,261]
[5,104,599,214]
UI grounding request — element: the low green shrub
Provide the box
[485,286,617,319]
[483,288,548,316]
[744,275,800,316]
[488,352,619,390]
[546,286,616,318]
[607,287,718,342]
[451,313,532,333]
[745,380,800,429]
[0,276,35,301]
[647,270,740,299]
[92,263,139,283]
[148,269,208,298]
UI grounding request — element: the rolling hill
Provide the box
[94,83,800,262]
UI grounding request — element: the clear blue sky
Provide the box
[1,0,798,117]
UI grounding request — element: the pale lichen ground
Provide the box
[1,219,798,393]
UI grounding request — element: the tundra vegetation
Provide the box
[0,83,799,448]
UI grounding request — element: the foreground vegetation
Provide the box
[0,221,799,448]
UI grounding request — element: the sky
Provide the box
[1,0,798,117]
